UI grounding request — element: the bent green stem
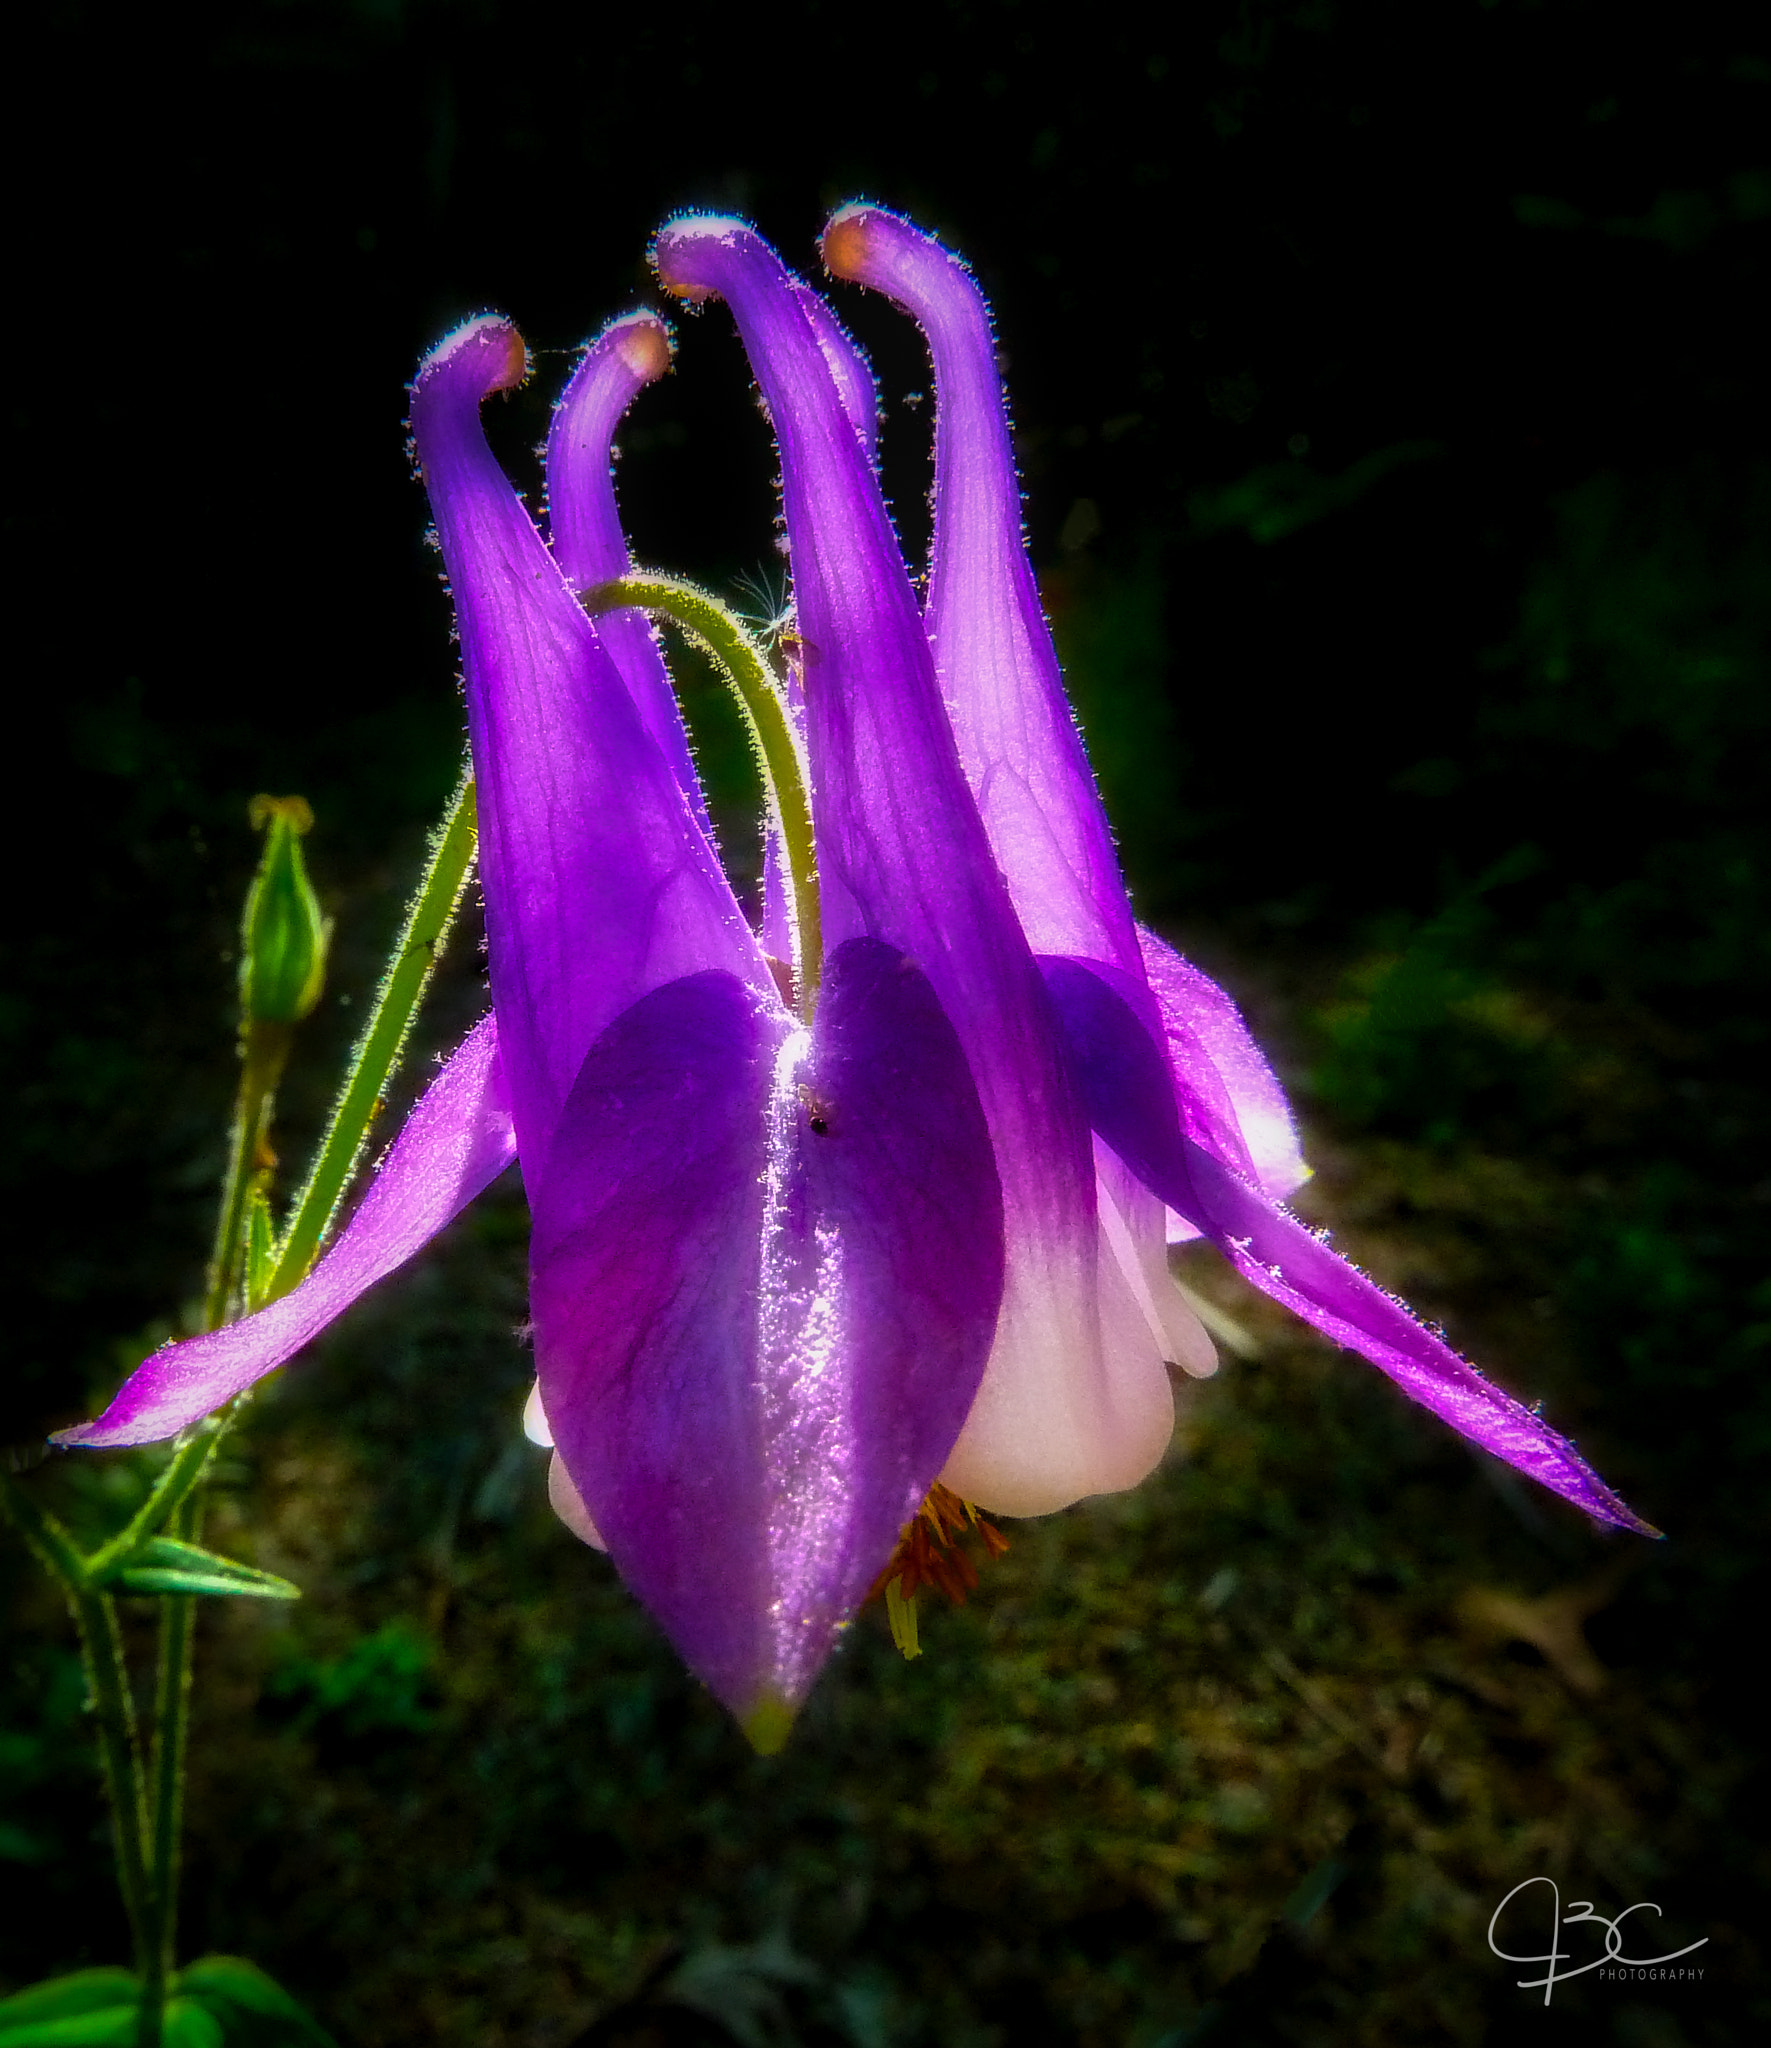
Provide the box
[581,575,822,1014]
[271,773,478,1295]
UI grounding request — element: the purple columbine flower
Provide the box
[62,210,1650,1747]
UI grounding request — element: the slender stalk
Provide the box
[0,781,476,2043]
[78,1585,155,1976]
[129,779,477,2036]
[139,1025,280,2046]
[270,773,478,1295]
[202,1021,294,1331]
[137,1486,200,2048]
[581,575,822,1013]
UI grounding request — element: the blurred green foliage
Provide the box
[1186,444,1442,547]
[264,1622,438,1742]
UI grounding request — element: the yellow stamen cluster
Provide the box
[868,1483,1009,1660]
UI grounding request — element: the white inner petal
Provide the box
[547,1452,608,1552]
[939,1168,1181,1517]
[521,1379,555,1447]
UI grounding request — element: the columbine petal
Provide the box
[822,203,1139,972]
[655,217,1172,1515]
[409,315,769,1165]
[1040,955,1654,1533]
[528,938,1002,1733]
[545,310,708,818]
[58,1015,517,1449]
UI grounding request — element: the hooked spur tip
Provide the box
[415,313,529,397]
[739,1689,797,1756]
[651,213,752,302]
[819,204,880,283]
[603,309,673,383]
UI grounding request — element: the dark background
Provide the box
[4,2,1766,2043]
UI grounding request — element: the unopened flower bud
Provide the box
[240,796,330,1025]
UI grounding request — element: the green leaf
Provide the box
[177,1960,336,2047]
[103,1538,300,1602]
[161,2001,225,2048]
[0,2003,138,2047]
[0,1973,138,2030]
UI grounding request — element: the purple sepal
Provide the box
[1039,957,1655,1534]
[1136,925,1310,1209]
[58,1014,517,1449]
[529,939,1002,1721]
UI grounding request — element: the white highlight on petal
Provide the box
[1166,1206,1204,1247]
[547,1452,607,1551]
[522,1380,554,1447]
[1243,1107,1314,1201]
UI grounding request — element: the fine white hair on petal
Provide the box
[547,1452,608,1552]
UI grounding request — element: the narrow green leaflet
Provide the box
[0,1960,333,2048]
[0,1974,138,2034]
[98,1538,299,1602]
[244,1191,276,1314]
[0,2004,139,2047]
[158,2003,224,2048]
[178,1960,336,2047]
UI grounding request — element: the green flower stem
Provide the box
[138,1494,200,2048]
[202,1021,295,1332]
[581,575,822,1014]
[132,774,475,2041]
[79,1585,155,1980]
[0,1476,150,1963]
[270,773,478,1297]
[0,779,478,2047]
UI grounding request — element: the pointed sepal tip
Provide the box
[741,1691,796,1756]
